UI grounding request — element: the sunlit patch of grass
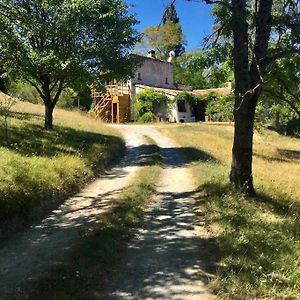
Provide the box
[163,124,300,299]
[0,100,125,228]
[25,138,162,299]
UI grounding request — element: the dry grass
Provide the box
[161,123,300,299]
[164,123,300,200]
[0,98,125,228]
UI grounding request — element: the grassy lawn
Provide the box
[162,123,300,299]
[26,137,162,299]
[0,96,125,229]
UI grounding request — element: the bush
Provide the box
[206,92,234,122]
[8,81,92,111]
[283,118,300,138]
[175,92,201,104]
[9,81,41,104]
[135,89,169,123]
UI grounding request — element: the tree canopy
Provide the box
[142,20,185,59]
[0,0,140,129]
[174,48,233,89]
[162,3,185,57]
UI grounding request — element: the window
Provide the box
[177,100,187,112]
[165,77,169,84]
[138,73,142,80]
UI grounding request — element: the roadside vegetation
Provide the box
[163,124,300,299]
[0,96,125,231]
[26,138,162,299]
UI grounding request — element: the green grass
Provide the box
[0,98,125,227]
[163,124,300,299]
[25,137,162,299]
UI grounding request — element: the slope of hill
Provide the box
[0,95,125,233]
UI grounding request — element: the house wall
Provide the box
[131,57,174,89]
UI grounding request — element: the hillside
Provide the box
[0,95,125,233]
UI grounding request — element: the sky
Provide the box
[126,0,215,50]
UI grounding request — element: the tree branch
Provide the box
[203,23,226,49]
[26,79,46,102]
[265,49,300,66]
[264,88,300,117]
[202,0,232,9]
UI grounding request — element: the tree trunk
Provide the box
[0,76,7,93]
[230,102,256,195]
[44,103,54,130]
[229,0,273,195]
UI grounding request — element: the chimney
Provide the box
[147,50,156,59]
[228,80,232,90]
[167,50,176,63]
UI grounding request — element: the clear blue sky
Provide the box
[126,0,215,50]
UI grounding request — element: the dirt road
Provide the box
[103,126,215,299]
[0,125,214,300]
[0,129,145,300]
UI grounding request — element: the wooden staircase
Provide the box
[92,84,131,123]
[93,92,113,121]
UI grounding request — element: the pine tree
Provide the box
[162,3,185,57]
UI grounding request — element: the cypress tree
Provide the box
[162,3,185,57]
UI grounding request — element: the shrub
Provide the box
[135,89,169,122]
[175,92,201,104]
[283,118,300,138]
[206,92,234,122]
[9,81,41,104]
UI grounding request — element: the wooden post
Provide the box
[117,101,120,124]
[111,101,114,123]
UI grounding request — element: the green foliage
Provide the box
[206,92,234,122]
[261,55,300,137]
[0,0,140,128]
[0,92,15,144]
[284,118,300,138]
[9,81,41,104]
[135,89,169,122]
[174,49,234,90]
[142,21,185,59]
[9,81,93,111]
[175,92,201,104]
[0,76,6,93]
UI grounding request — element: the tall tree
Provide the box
[143,20,185,59]
[0,0,140,130]
[201,0,300,194]
[162,3,185,56]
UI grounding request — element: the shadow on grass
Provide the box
[277,148,300,160]
[254,149,300,163]
[0,122,123,160]
[253,152,289,163]
[195,180,300,297]
[8,111,44,120]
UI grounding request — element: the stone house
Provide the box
[92,50,232,123]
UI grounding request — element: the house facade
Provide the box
[92,51,232,123]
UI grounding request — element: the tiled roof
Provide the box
[193,87,232,97]
[135,84,232,98]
